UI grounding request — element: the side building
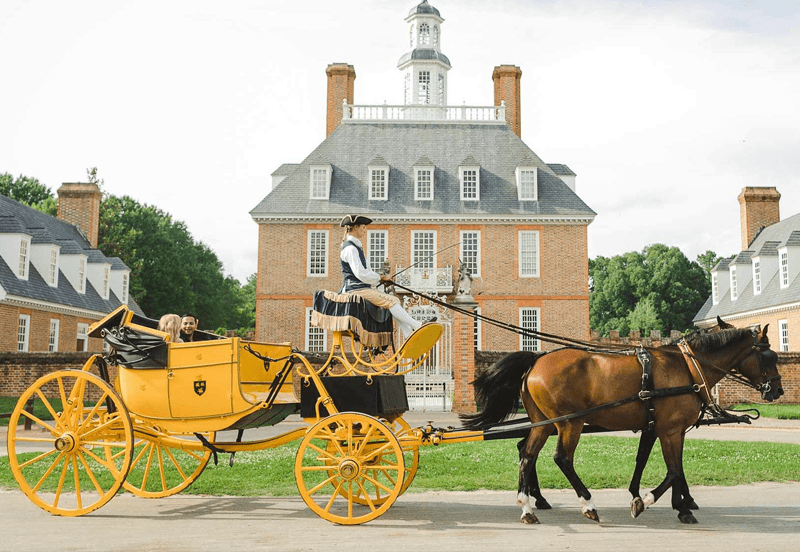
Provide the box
[250,1,596,409]
[695,187,800,352]
[0,183,143,352]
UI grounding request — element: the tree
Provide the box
[0,172,57,215]
[590,244,712,337]
[696,250,723,283]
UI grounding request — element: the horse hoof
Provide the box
[583,509,600,522]
[521,513,540,524]
[630,497,645,518]
[688,499,699,510]
[678,511,698,524]
[535,498,552,510]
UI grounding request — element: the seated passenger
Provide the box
[158,314,183,343]
[179,313,214,342]
[339,214,422,340]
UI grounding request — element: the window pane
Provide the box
[519,170,536,199]
[307,309,325,352]
[416,169,432,199]
[460,231,480,276]
[308,231,328,276]
[520,231,539,276]
[413,231,435,269]
[521,308,539,351]
[461,169,477,199]
[368,230,387,272]
[17,316,29,352]
[370,169,386,199]
[311,169,328,198]
[418,71,430,104]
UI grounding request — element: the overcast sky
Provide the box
[2,0,798,282]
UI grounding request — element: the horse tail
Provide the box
[459,350,547,430]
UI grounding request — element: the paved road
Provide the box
[3,412,799,552]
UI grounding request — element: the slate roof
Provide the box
[250,122,596,222]
[694,212,800,323]
[0,193,144,316]
[397,49,452,69]
[408,0,441,18]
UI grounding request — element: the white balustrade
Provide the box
[342,101,507,124]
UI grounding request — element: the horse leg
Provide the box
[552,421,599,522]
[628,427,656,518]
[642,433,697,523]
[517,425,552,524]
[679,433,699,510]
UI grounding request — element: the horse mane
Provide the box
[685,327,752,353]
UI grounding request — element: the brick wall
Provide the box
[0,303,104,353]
[0,352,119,399]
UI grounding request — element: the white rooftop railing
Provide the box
[342,100,506,124]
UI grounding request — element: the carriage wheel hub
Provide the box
[338,459,360,480]
[55,433,77,452]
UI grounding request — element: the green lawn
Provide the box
[3,436,797,496]
[731,403,800,419]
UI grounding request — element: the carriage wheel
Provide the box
[123,427,214,498]
[6,370,134,516]
[295,412,405,525]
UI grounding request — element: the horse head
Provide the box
[736,325,784,402]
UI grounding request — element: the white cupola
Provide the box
[398,1,451,106]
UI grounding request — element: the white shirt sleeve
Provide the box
[341,244,380,286]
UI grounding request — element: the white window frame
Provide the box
[419,22,430,45]
[48,319,60,352]
[414,166,434,201]
[459,166,480,201]
[305,307,326,352]
[437,73,445,105]
[78,257,86,294]
[77,323,89,352]
[519,230,540,278]
[368,165,389,201]
[753,259,762,295]
[307,230,329,277]
[412,230,437,270]
[712,273,719,305]
[367,230,388,274]
[460,230,481,277]
[417,70,431,104]
[18,237,30,279]
[102,265,110,299]
[17,314,31,352]
[729,265,738,301]
[779,319,789,352]
[516,166,538,201]
[309,165,332,200]
[49,247,59,286]
[122,273,129,304]
[780,249,789,289]
[519,307,540,352]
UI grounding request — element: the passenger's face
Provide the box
[181,317,197,335]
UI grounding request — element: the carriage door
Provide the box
[405,305,453,411]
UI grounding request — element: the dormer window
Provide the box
[516,167,538,201]
[459,161,480,201]
[730,265,738,301]
[309,165,332,199]
[102,265,110,299]
[78,257,86,293]
[122,273,129,304]
[49,247,59,286]
[753,259,762,295]
[368,160,389,201]
[780,249,789,288]
[18,237,30,279]
[712,273,719,304]
[414,162,434,201]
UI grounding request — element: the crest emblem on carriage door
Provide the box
[194,380,206,396]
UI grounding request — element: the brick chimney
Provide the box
[493,64,522,138]
[326,63,356,137]
[738,186,780,249]
[57,183,102,248]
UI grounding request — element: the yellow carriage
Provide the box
[6,303,443,524]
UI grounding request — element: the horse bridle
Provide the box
[679,329,780,397]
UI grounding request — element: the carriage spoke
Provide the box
[77,391,110,433]
[157,445,167,491]
[356,480,378,512]
[19,449,58,470]
[164,446,188,480]
[77,450,106,495]
[53,454,71,508]
[72,456,83,510]
[32,451,67,493]
[34,389,66,434]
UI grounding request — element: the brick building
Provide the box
[694,187,800,352]
[0,183,144,353]
[249,1,595,411]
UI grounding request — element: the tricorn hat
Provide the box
[340,214,373,227]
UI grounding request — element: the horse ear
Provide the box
[762,324,769,338]
[716,316,733,329]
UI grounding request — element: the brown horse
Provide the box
[461,325,783,524]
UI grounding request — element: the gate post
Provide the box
[451,296,477,413]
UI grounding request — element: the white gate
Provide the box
[404,304,453,411]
